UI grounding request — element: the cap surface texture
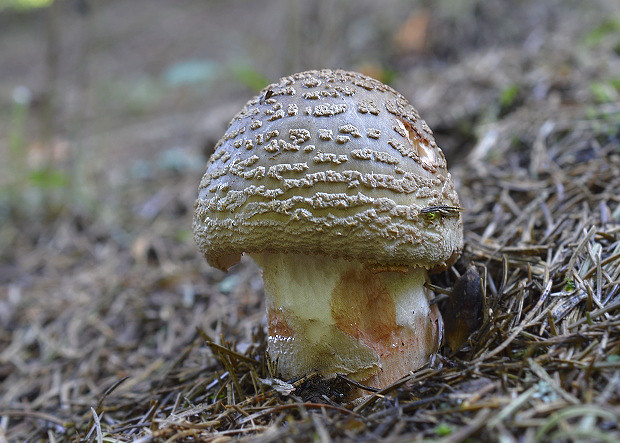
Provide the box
[194,69,462,270]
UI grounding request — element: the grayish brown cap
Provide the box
[193,69,462,271]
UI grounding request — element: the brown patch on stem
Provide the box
[267,307,294,339]
[330,267,396,352]
[331,268,442,388]
[361,303,442,389]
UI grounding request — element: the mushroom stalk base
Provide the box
[251,253,443,389]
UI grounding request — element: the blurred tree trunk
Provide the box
[284,0,301,74]
[42,0,60,143]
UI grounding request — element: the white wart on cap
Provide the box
[193,69,463,391]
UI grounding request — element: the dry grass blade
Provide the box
[0,409,68,427]
[87,407,103,443]
[204,340,261,367]
[472,280,553,363]
[535,405,619,442]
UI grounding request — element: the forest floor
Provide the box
[1,0,619,441]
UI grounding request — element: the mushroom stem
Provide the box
[251,252,443,389]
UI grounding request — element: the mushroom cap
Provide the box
[194,69,462,271]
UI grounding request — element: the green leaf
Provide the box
[563,279,576,292]
[590,82,616,103]
[29,168,70,189]
[0,0,53,11]
[584,18,620,46]
[230,63,270,92]
[500,84,520,108]
[435,423,453,436]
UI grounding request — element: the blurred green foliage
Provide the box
[230,62,270,92]
[434,423,453,437]
[1,87,72,223]
[583,18,620,46]
[28,168,70,188]
[162,58,270,94]
[590,81,618,103]
[499,84,521,109]
[0,0,52,11]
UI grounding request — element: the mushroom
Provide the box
[193,69,462,390]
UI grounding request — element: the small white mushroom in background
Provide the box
[193,69,463,394]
